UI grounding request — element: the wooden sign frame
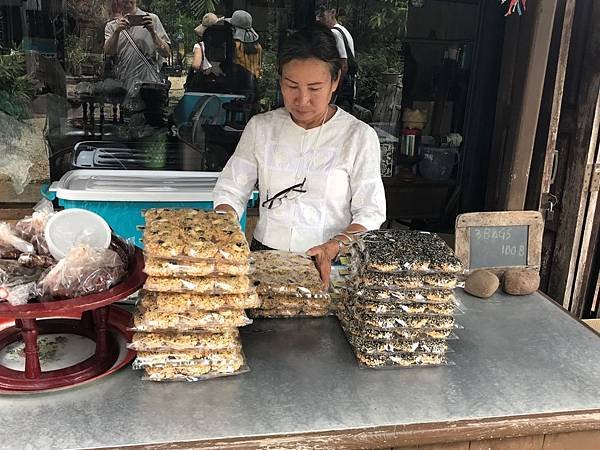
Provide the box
[455,211,544,275]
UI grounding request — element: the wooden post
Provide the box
[19,319,41,379]
[485,0,559,211]
[547,4,600,312]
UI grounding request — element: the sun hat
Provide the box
[194,12,220,36]
[224,10,259,43]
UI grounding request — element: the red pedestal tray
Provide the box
[0,248,146,391]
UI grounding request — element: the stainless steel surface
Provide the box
[2,290,600,449]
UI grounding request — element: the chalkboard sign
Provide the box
[455,212,544,274]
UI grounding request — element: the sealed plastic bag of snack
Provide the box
[128,330,241,352]
[354,349,451,368]
[132,347,243,369]
[132,308,252,332]
[251,250,329,298]
[143,209,250,263]
[0,259,43,306]
[0,245,21,260]
[0,223,34,255]
[345,230,463,274]
[141,355,249,382]
[138,290,260,313]
[144,257,251,277]
[15,199,55,255]
[343,329,450,355]
[38,245,125,299]
[355,271,458,290]
[17,253,55,269]
[144,275,254,295]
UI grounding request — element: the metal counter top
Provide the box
[2,290,600,449]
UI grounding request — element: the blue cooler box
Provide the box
[174,92,246,125]
[48,170,253,248]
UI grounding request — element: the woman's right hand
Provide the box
[214,204,239,218]
[115,17,130,32]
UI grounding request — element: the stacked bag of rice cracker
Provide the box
[337,230,463,369]
[130,209,258,382]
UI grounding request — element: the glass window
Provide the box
[3,0,481,194]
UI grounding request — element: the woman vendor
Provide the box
[213,23,386,285]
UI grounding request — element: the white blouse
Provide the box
[213,107,386,252]
[193,42,212,70]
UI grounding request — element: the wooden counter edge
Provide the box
[109,409,600,450]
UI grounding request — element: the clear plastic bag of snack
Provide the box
[349,310,457,330]
[336,309,459,340]
[344,290,461,315]
[248,305,331,319]
[143,275,254,295]
[37,245,125,299]
[342,328,451,355]
[342,230,463,274]
[352,338,450,355]
[347,325,457,341]
[127,330,241,352]
[131,308,252,332]
[258,294,331,310]
[137,290,260,313]
[347,287,456,305]
[0,222,34,254]
[141,352,249,382]
[15,199,55,255]
[17,253,55,269]
[351,300,458,316]
[0,245,23,260]
[0,259,43,306]
[354,349,452,369]
[132,347,243,369]
[109,234,136,271]
[251,250,329,298]
[142,208,249,263]
[353,271,458,290]
[144,256,251,277]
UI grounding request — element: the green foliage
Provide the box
[356,44,404,111]
[66,0,108,23]
[190,0,220,19]
[331,0,408,112]
[0,53,33,120]
[65,35,86,76]
[368,0,408,36]
[146,0,217,57]
[257,49,279,112]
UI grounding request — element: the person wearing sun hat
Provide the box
[191,12,219,71]
[225,10,259,44]
[194,12,220,37]
[225,10,262,79]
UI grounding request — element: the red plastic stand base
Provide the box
[0,308,120,391]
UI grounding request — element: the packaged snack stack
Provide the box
[248,251,331,318]
[130,209,258,381]
[337,230,463,368]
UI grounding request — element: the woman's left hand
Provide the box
[306,240,340,289]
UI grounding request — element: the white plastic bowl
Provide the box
[44,209,112,260]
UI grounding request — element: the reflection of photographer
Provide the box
[104,0,170,95]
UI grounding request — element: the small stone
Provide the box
[503,269,540,295]
[465,269,499,298]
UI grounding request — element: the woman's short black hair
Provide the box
[277,22,342,80]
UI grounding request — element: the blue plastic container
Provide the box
[174,92,245,125]
[48,170,253,248]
